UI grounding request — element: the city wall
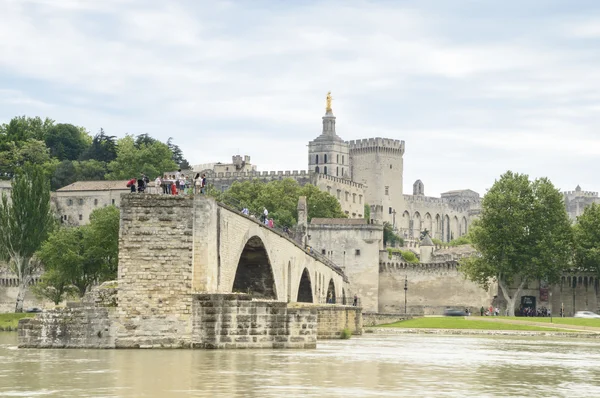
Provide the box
[378,251,496,315]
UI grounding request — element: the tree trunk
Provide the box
[15,279,28,313]
[498,277,526,317]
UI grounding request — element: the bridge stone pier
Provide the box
[19,194,357,349]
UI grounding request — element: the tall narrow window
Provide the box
[315,166,320,173]
[336,167,339,176]
[337,154,339,163]
[324,154,328,163]
[385,186,389,195]
[316,154,319,164]
[342,155,345,164]
[324,166,327,175]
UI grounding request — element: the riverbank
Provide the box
[377,317,570,331]
[366,327,600,338]
[0,314,35,331]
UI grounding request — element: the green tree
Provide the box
[79,128,117,163]
[364,204,371,220]
[0,116,54,143]
[51,160,77,190]
[45,124,91,161]
[383,222,403,247]
[74,160,107,181]
[83,206,120,280]
[0,164,55,312]
[106,135,177,180]
[167,137,190,169]
[0,139,56,179]
[460,172,573,316]
[573,203,600,276]
[216,178,346,227]
[37,206,120,299]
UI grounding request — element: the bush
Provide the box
[387,248,419,263]
[447,235,472,246]
[340,328,352,339]
[432,238,444,246]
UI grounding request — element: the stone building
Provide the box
[307,218,383,312]
[563,185,600,221]
[53,181,129,225]
[193,96,478,241]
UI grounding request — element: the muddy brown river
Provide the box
[0,332,599,397]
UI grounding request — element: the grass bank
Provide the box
[378,317,572,332]
[0,313,36,331]
[494,317,600,327]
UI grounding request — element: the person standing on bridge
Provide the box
[268,218,274,228]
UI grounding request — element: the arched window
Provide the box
[316,154,319,164]
[324,166,328,175]
[337,154,339,163]
[342,155,345,164]
[315,166,319,173]
[324,154,328,163]
[336,167,339,176]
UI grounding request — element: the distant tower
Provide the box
[308,92,350,178]
[413,180,424,196]
[419,233,434,263]
[296,196,308,247]
[348,137,405,225]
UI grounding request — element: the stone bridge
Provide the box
[191,196,349,304]
[18,194,358,349]
[118,194,349,322]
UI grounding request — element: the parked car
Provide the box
[574,311,600,319]
[443,308,466,317]
[24,307,42,313]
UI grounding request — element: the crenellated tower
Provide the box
[308,92,350,179]
[348,138,405,225]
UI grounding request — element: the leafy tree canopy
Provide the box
[211,178,346,228]
[106,135,178,180]
[573,203,600,277]
[167,137,190,169]
[383,222,403,247]
[79,128,117,163]
[45,123,91,161]
[0,116,54,143]
[0,139,56,179]
[37,206,119,301]
[460,171,573,315]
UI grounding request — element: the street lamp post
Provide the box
[404,275,408,314]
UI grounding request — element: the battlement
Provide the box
[206,170,312,179]
[348,137,405,153]
[564,190,598,197]
[403,194,443,204]
[315,173,365,189]
[379,255,459,274]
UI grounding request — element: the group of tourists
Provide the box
[126,175,150,193]
[480,305,501,316]
[126,169,207,195]
[517,306,551,317]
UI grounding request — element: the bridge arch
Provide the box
[232,235,278,300]
[297,268,313,303]
[326,279,336,304]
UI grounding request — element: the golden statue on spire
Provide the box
[326,91,333,113]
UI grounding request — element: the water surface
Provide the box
[0,333,599,397]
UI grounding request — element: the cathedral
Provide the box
[194,94,479,242]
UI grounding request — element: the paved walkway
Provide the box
[465,316,600,333]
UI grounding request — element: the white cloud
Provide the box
[0,1,599,196]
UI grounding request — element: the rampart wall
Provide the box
[378,252,496,315]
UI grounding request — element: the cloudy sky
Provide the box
[1,0,599,196]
